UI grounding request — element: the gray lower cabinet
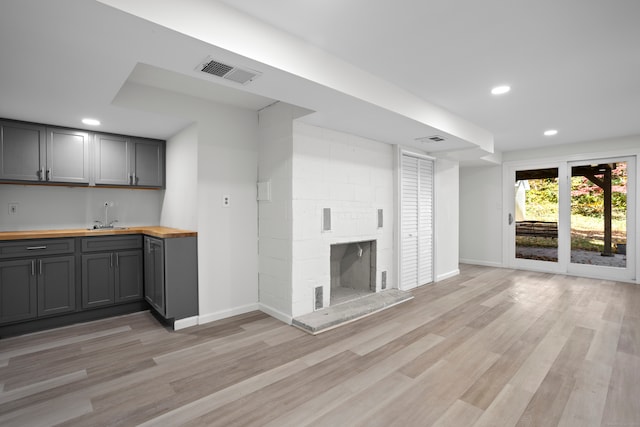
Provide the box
[144,236,198,321]
[115,250,143,302]
[0,255,75,323]
[37,256,76,316]
[81,236,143,309]
[81,253,115,308]
[0,259,37,323]
[1,233,196,331]
[144,237,165,314]
[0,239,76,324]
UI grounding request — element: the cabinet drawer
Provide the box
[0,239,75,259]
[81,235,142,252]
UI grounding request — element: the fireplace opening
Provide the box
[330,240,377,306]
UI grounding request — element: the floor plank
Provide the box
[0,264,637,426]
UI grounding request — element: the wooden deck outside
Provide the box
[515,220,558,238]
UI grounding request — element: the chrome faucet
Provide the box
[92,202,117,229]
[104,201,110,227]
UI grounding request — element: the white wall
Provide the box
[0,184,162,231]
[291,122,395,317]
[459,165,503,267]
[160,122,198,230]
[196,108,259,322]
[115,82,260,323]
[434,158,460,281]
[257,103,296,321]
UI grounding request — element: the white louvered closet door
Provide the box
[401,153,434,290]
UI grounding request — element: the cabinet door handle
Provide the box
[39,259,42,275]
[110,253,113,268]
[31,260,35,276]
[128,174,132,185]
[26,246,47,250]
[37,169,44,180]
[134,175,139,185]
[46,169,51,181]
[115,253,119,268]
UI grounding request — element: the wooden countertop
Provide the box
[0,226,197,241]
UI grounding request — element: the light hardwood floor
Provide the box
[0,264,638,426]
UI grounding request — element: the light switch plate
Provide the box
[257,181,271,201]
[8,202,18,215]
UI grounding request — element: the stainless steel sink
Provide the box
[87,226,129,231]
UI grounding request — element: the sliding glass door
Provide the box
[567,158,634,280]
[507,162,566,273]
[506,157,635,281]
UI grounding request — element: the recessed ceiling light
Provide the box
[82,118,101,126]
[491,85,511,95]
[544,129,558,136]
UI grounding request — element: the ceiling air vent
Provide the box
[197,57,261,85]
[415,135,446,143]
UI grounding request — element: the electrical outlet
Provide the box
[8,202,18,215]
[222,195,231,207]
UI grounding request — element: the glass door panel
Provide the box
[570,161,628,268]
[514,168,559,263]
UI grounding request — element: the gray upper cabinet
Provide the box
[0,120,46,182]
[94,134,164,188]
[0,121,89,184]
[133,138,164,187]
[1,119,164,188]
[93,134,130,186]
[47,128,90,184]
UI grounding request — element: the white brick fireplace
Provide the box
[290,120,395,317]
[258,103,395,320]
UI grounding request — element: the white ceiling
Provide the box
[1,0,639,163]
[215,0,640,152]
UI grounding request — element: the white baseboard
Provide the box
[173,316,198,331]
[198,303,260,326]
[459,258,503,268]
[436,268,461,282]
[258,303,293,325]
